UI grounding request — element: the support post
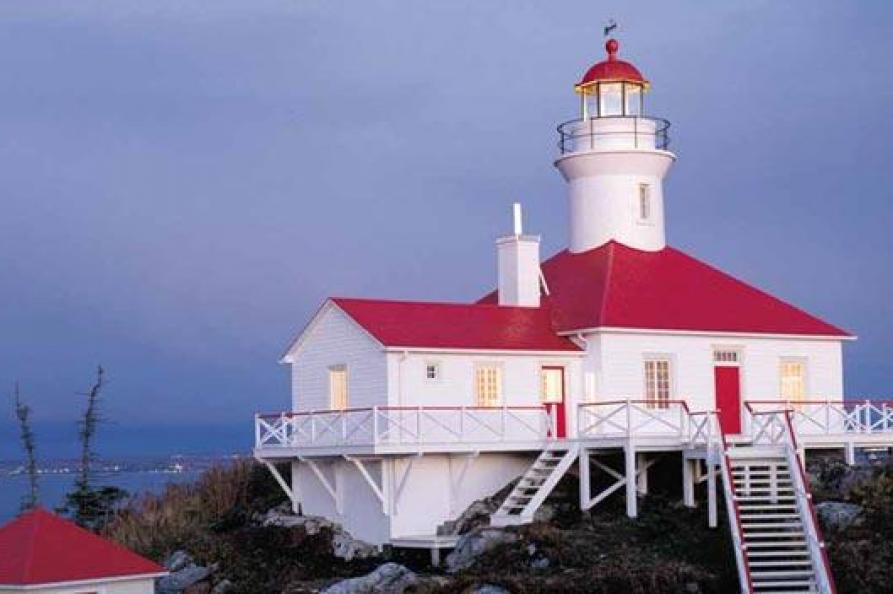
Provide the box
[430,547,441,567]
[624,442,638,519]
[579,447,591,510]
[636,453,648,495]
[845,442,856,466]
[290,460,302,514]
[682,458,695,508]
[707,463,718,529]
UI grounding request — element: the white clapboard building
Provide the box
[255,39,892,593]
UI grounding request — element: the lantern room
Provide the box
[576,38,649,119]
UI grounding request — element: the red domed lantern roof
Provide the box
[576,39,649,93]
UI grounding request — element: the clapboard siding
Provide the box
[291,305,387,411]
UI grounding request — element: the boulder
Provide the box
[164,550,193,573]
[445,528,519,573]
[473,586,510,594]
[157,563,214,593]
[816,501,862,531]
[332,529,378,561]
[260,509,335,534]
[320,563,417,594]
[210,579,233,594]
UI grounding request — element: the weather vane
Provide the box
[603,19,617,37]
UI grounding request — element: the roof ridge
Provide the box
[332,296,541,311]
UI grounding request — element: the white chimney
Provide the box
[497,203,541,308]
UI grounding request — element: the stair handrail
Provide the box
[778,409,838,594]
[717,428,755,594]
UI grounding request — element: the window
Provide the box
[599,82,623,116]
[780,359,806,403]
[713,350,740,364]
[328,365,348,410]
[644,359,671,409]
[638,183,652,221]
[425,361,441,381]
[540,367,564,403]
[475,365,502,407]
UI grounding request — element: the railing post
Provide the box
[341,412,347,442]
[310,413,316,444]
[865,399,871,433]
[459,406,465,440]
[501,405,507,440]
[417,405,422,443]
[372,406,379,444]
[826,400,831,434]
[625,398,632,438]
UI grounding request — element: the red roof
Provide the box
[332,298,582,352]
[481,242,850,337]
[578,39,648,89]
[0,508,165,586]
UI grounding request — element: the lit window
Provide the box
[540,367,564,403]
[624,83,642,116]
[329,365,348,410]
[425,362,440,381]
[598,82,622,116]
[644,359,671,409]
[475,365,502,407]
[780,360,806,403]
[638,184,651,221]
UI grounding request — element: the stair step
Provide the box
[751,580,814,588]
[752,570,815,578]
[745,540,807,548]
[742,522,803,529]
[740,512,800,519]
[748,560,813,568]
[745,533,807,540]
[747,550,811,558]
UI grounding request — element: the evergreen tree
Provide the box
[13,382,39,511]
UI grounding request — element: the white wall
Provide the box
[386,352,584,435]
[290,305,388,411]
[586,330,844,412]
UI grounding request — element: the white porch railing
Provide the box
[745,399,893,438]
[255,405,553,449]
[576,399,718,447]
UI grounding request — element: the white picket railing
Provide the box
[745,399,893,438]
[255,405,553,449]
[576,399,718,447]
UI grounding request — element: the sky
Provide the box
[1,1,891,459]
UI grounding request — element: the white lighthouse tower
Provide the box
[555,38,676,252]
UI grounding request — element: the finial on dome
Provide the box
[605,38,619,61]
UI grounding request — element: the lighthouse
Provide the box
[555,38,676,253]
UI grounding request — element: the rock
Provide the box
[260,509,335,534]
[816,501,862,530]
[164,550,193,573]
[332,529,378,561]
[210,580,233,594]
[157,563,215,593]
[445,527,519,573]
[473,586,510,594]
[320,562,417,594]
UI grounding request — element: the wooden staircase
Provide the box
[490,444,580,527]
[719,411,836,593]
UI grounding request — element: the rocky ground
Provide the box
[106,454,893,593]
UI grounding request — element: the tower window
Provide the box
[638,184,652,221]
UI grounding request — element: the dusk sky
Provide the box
[1,1,891,458]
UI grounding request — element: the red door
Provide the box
[541,367,566,438]
[714,366,741,434]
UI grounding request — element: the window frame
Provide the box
[424,360,442,383]
[643,355,673,410]
[328,364,349,411]
[636,183,653,224]
[779,357,808,404]
[539,365,566,404]
[474,363,503,408]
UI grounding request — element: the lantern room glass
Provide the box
[581,81,646,119]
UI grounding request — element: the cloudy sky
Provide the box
[1,1,890,457]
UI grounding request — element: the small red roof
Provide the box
[481,242,850,338]
[578,39,648,90]
[332,298,582,352]
[0,507,165,586]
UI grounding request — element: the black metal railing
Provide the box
[557,115,671,154]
